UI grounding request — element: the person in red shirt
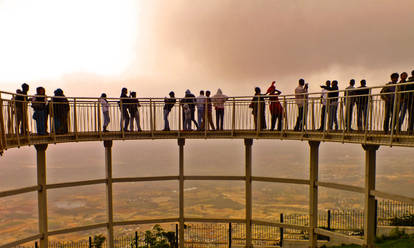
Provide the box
[266,81,283,131]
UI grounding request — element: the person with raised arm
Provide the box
[266,82,283,131]
[180,90,198,130]
[327,80,339,131]
[294,79,308,131]
[14,83,30,135]
[31,87,48,135]
[163,91,176,131]
[397,72,408,131]
[212,88,228,130]
[99,93,110,132]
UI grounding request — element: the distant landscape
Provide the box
[1,140,413,243]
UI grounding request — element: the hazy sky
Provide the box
[0,0,413,97]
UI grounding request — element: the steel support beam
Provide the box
[178,138,185,248]
[309,141,320,248]
[104,140,114,248]
[362,144,379,248]
[244,138,253,248]
[35,144,48,248]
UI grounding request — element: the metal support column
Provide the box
[35,144,48,248]
[309,141,320,248]
[178,138,185,248]
[104,140,114,248]
[362,144,379,248]
[244,138,253,248]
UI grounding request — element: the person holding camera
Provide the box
[294,79,308,131]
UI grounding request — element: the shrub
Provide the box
[390,214,414,226]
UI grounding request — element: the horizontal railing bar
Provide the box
[48,223,107,236]
[46,179,107,189]
[317,181,364,193]
[185,218,245,224]
[112,176,179,183]
[252,219,310,231]
[371,190,414,205]
[252,176,310,185]
[0,234,42,248]
[184,176,245,181]
[114,218,179,226]
[0,185,40,198]
[315,228,364,246]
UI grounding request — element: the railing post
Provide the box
[13,96,21,147]
[0,93,6,154]
[327,210,331,230]
[73,98,78,140]
[309,141,320,248]
[104,140,114,248]
[178,138,185,248]
[153,99,157,132]
[244,138,253,248]
[231,98,236,136]
[89,236,92,248]
[282,96,288,132]
[150,99,154,136]
[176,223,179,248]
[135,231,138,248]
[228,222,232,248]
[35,144,48,248]
[362,144,379,248]
[280,213,284,247]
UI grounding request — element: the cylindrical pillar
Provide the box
[35,144,48,248]
[309,141,320,248]
[178,138,185,248]
[362,144,379,248]
[244,138,253,248]
[104,140,114,248]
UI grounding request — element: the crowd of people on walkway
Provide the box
[7,69,414,135]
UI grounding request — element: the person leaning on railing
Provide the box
[381,73,399,133]
[50,88,70,134]
[163,91,176,131]
[31,87,49,135]
[318,80,330,131]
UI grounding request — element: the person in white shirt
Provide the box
[294,79,308,131]
[318,81,330,131]
[345,79,356,131]
[212,89,228,130]
[99,93,110,132]
[195,90,207,129]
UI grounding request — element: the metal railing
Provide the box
[1,82,414,153]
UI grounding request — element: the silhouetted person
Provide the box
[99,93,110,132]
[345,79,356,131]
[119,88,130,132]
[356,80,369,131]
[318,80,330,131]
[326,80,339,130]
[200,91,215,130]
[249,87,266,130]
[266,82,283,131]
[381,73,399,133]
[163,91,176,131]
[31,87,48,135]
[180,90,198,130]
[14,83,30,135]
[183,104,191,130]
[195,90,206,129]
[406,70,414,133]
[129,92,142,131]
[294,79,308,131]
[397,72,408,131]
[212,88,228,130]
[51,88,70,134]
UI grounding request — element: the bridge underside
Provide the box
[3,130,414,151]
